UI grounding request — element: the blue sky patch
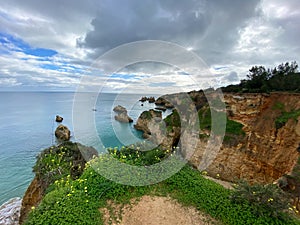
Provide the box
[0,32,57,57]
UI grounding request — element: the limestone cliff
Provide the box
[138,92,300,184]
[188,92,300,184]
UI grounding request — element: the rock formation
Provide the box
[139,97,155,103]
[0,197,22,225]
[113,105,133,123]
[137,91,300,185]
[115,113,133,123]
[186,92,300,184]
[134,109,180,149]
[55,124,71,141]
[19,142,98,224]
[113,105,127,113]
[55,115,63,122]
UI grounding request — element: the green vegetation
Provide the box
[222,61,300,93]
[25,144,299,225]
[33,142,96,193]
[231,181,290,218]
[164,109,181,128]
[275,109,300,129]
[198,107,245,143]
[272,102,300,129]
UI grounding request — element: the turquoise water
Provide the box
[0,92,169,205]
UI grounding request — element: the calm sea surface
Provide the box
[0,92,169,205]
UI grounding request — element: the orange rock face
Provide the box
[190,93,300,184]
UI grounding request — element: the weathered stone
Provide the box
[55,124,71,141]
[113,105,127,113]
[55,115,63,122]
[0,197,22,225]
[115,112,133,123]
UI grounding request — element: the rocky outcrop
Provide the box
[19,142,98,224]
[55,124,71,141]
[134,109,181,149]
[155,107,167,111]
[19,176,43,224]
[0,197,22,225]
[189,92,300,184]
[115,113,133,123]
[113,105,127,113]
[134,110,162,138]
[113,105,133,123]
[139,97,155,103]
[55,115,63,122]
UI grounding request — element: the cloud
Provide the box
[0,0,299,93]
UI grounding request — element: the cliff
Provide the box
[190,92,300,184]
[19,142,98,224]
[136,92,300,185]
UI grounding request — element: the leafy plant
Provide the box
[230,181,290,218]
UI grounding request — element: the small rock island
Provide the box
[113,105,133,123]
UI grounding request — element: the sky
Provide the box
[0,0,299,93]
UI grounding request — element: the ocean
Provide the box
[0,92,170,205]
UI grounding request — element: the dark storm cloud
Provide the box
[78,0,261,63]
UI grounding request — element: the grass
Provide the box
[25,144,299,225]
[275,109,300,129]
[198,107,245,143]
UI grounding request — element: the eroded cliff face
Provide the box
[190,93,300,184]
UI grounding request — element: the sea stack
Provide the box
[55,124,71,141]
[113,105,133,123]
[55,115,63,122]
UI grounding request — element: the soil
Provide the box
[100,195,221,225]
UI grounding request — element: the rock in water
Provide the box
[55,124,71,141]
[0,197,22,225]
[115,112,133,123]
[113,105,127,113]
[55,115,63,122]
[113,105,133,123]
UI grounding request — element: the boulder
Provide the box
[115,112,133,123]
[0,197,22,225]
[55,124,71,141]
[113,105,127,113]
[55,115,63,122]
[148,97,155,103]
[139,97,148,102]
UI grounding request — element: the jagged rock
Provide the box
[55,124,71,141]
[55,115,63,122]
[139,96,155,103]
[113,105,127,113]
[165,102,174,108]
[113,106,133,123]
[139,97,147,102]
[115,112,133,123]
[148,97,155,103]
[0,197,22,225]
[155,97,166,106]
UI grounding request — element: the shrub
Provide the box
[230,181,290,218]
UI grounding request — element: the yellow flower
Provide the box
[268,198,273,202]
[86,200,89,203]
[31,206,35,210]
